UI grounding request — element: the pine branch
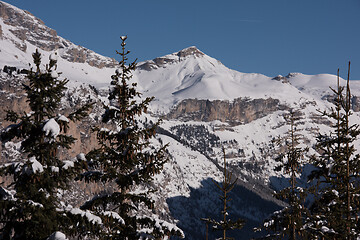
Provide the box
[67,102,94,122]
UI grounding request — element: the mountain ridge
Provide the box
[1,2,360,239]
[2,0,359,106]
[0,1,117,69]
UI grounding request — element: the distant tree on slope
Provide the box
[256,110,309,240]
[202,148,245,240]
[0,50,95,239]
[306,63,360,239]
[78,36,184,239]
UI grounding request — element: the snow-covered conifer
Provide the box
[306,64,360,239]
[0,50,95,239]
[257,110,309,239]
[202,148,244,240]
[78,37,184,239]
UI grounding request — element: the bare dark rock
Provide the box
[272,75,288,83]
[138,61,158,71]
[322,94,360,112]
[138,46,204,71]
[177,46,204,58]
[166,97,288,125]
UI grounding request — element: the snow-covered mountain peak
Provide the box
[134,48,318,113]
[137,46,215,71]
[3,3,360,239]
[176,46,204,58]
[0,1,117,70]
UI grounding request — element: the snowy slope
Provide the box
[0,1,115,89]
[133,48,338,114]
[2,1,359,113]
[286,72,360,99]
[2,2,360,239]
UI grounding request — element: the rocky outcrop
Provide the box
[351,96,360,112]
[61,46,117,68]
[177,46,204,58]
[0,1,60,51]
[0,71,102,162]
[322,94,360,112]
[272,75,288,83]
[0,1,117,68]
[0,71,28,121]
[138,46,204,71]
[0,70,116,208]
[166,98,287,125]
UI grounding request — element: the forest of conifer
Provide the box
[0,38,359,240]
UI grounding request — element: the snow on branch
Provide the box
[0,186,16,201]
[25,156,44,174]
[137,214,185,239]
[43,118,60,138]
[65,206,102,225]
[102,211,125,225]
[47,231,69,240]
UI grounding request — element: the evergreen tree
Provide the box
[257,110,309,239]
[79,36,184,239]
[202,148,245,240]
[0,50,96,239]
[306,63,360,239]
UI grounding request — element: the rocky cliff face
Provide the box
[0,68,109,209]
[166,97,287,125]
[322,94,360,112]
[0,1,117,68]
[0,70,103,163]
[0,2,57,50]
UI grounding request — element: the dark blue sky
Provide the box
[7,0,360,79]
